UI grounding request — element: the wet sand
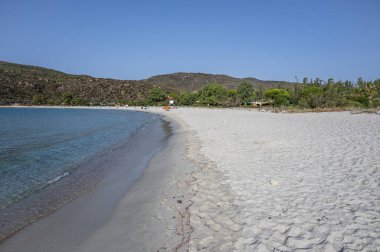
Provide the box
[76,118,192,251]
[0,115,175,251]
[1,107,380,251]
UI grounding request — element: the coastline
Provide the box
[1,106,379,251]
[76,115,192,251]
[0,109,173,251]
[125,107,380,250]
[1,104,379,114]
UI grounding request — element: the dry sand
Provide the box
[157,108,380,251]
[2,107,379,251]
[78,107,380,251]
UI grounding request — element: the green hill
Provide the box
[0,61,150,105]
[0,61,293,105]
[143,72,293,93]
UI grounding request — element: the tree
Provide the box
[149,87,167,104]
[72,97,89,106]
[237,82,254,105]
[289,84,304,105]
[374,79,380,98]
[62,92,73,105]
[254,89,265,101]
[314,78,322,86]
[178,92,198,106]
[357,77,365,88]
[32,94,47,105]
[302,86,324,108]
[198,83,227,106]
[168,93,179,100]
[264,88,290,107]
[226,89,240,107]
[361,83,377,100]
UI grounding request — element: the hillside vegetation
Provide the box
[0,61,292,106]
[1,61,379,109]
[143,72,292,92]
[0,61,152,105]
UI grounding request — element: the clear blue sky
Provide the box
[1,0,379,82]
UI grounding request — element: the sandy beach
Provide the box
[79,107,380,251]
[1,107,379,251]
[161,108,380,251]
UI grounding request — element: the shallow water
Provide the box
[0,108,155,210]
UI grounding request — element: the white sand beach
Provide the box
[80,107,380,251]
[163,108,380,251]
[1,107,379,252]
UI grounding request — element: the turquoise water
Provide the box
[0,108,155,210]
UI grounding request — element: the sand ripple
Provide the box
[171,109,380,251]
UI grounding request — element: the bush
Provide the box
[371,98,380,108]
[302,86,324,108]
[199,84,227,106]
[72,97,89,106]
[274,96,289,106]
[32,95,47,105]
[237,82,253,105]
[350,96,369,107]
[265,88,290,99]
[62,92,73,105]
[178,92,198,106]
[298,97,309,108]
[264,88,290,107]
[149,87,167,104]
[202,96,218,106]
[226,89,240,107]
[345,100,365,108]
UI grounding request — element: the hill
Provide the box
[0,61,150,105]
[143,72,293,93]
[0,61,293,105]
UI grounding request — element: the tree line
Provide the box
[26,77,380,109]
[2,62,379,108]
[146,77,380,109]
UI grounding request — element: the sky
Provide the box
[0,0,379,82]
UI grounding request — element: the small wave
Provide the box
[48,172,70,184]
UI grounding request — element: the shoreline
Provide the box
[0,111,173,251]
[122,107,380,250]
[1,107,379,251]
[1,104,380,114]
[76,114,193,251]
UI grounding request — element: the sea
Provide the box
[0,107,167,240]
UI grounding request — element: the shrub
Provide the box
[32,95,47,105]
[350,96,369,107]
[274,96,289,106]
[72,97,89,106]
[345,100,365,108]
[237,82,253,105]
[199,83,227,106]
[264,88,290,107]
[302,86,324,108]
[226,89,240,107]
[62,92,73,105]
[371,98,380,108]
[149,87,167,103]
[178,92,198,106]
